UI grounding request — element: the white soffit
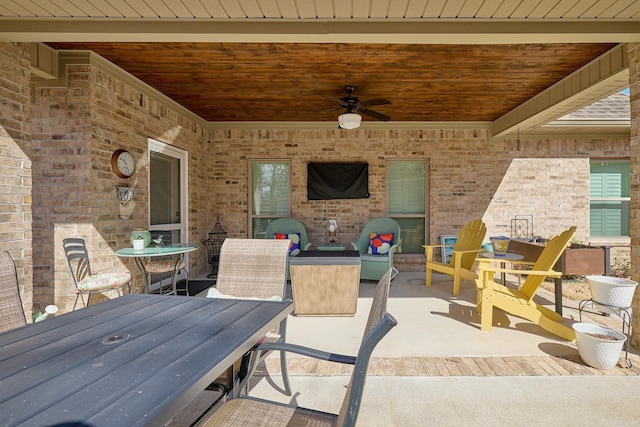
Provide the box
[0,0,640,43]
[492,44,630,137]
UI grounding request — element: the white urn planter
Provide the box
[585,275,638,312]
[572,322,626,370]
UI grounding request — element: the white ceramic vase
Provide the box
[572,322,626,370]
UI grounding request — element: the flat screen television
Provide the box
[307,162,369,200]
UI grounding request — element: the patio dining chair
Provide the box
[63,238,132,310]
[204,238,291,398]
[196,267,397,427]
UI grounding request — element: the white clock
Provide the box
[111,149,135,179]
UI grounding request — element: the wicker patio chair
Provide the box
[63,238,132,310]
[0,251,28,333]
[351,217,401,281]
[204,238,291,398]
[265,217,313,279]
[197,267,397,427]
[264,217,313,254]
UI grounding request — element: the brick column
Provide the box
[629,43,640,349]
[0,42,33,320]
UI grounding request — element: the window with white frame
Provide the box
[590,160,630,237]
[249,160,291,238]
[387,161,428,254]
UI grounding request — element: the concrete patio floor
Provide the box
[171,272,640,426]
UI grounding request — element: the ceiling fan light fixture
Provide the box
[338,112,362,129]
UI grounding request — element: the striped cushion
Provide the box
[145,259,186,273]
[77,272,131,292]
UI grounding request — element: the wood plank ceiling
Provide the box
[2,0,637,128]
[45,42,616,123]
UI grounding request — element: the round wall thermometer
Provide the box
[111,149,135,179]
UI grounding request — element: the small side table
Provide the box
[116,243,198,295]
[478,252,524,285]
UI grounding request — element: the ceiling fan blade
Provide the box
[323,96,350,108]
[359,98,391,107]
[359,107,391,122]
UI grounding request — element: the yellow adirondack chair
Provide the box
[475,226,577,341]
[424,219,487,296]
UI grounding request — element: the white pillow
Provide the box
[206,287,281,301]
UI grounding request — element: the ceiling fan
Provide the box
[330,85,391,129]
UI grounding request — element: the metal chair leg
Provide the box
[280,348,291,396]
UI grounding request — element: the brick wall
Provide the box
[0,42,33,321]
[31,62,210,312]
[208,128,629,272]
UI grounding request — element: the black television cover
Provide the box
[307,162,369,200]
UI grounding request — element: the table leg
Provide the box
[554,277,563,315]
[168,254,185,295]
[133,257,150,293]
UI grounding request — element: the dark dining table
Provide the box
[0,293,293,426]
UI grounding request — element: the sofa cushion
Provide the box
[367,232,394,255]
[274,232,301,256]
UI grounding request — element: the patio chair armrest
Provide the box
[477,265,562,278]
[453,248,483,255]
[423,244,453,260]
[237,342,357,396]
[476,258,537,267]
[255,342,357,365]
[423,244,453,249]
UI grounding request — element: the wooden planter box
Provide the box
[559,244,610,276]
[508,240,611,276]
